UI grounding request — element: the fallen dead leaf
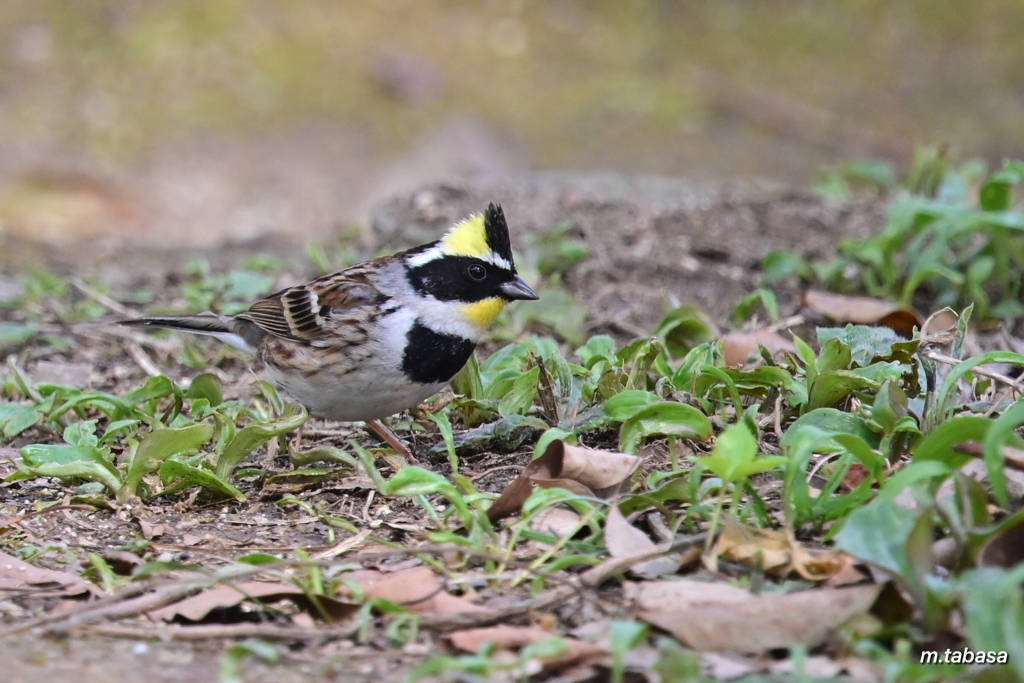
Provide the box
[149,581,357,623]
[720,329,797,367]
[604,505,681,579]
[709,518,847,581]
[446,624,606,672]
[624,578,752,613]
[135,518,169,540]
[823,554,871,587]
[338,565,485,615]
[840,463,870,492]
[802,290,921,337]
[978,517,1024,569]
[0,550,96,599]
[700,651,759,680]
[488,440,641,523]
[635,583,882,653]
[710,518,791,574]
[528,440,642,492]
[530,507,584,539]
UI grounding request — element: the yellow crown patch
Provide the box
[441,214,491,259]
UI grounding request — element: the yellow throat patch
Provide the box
[459,297,506,331]
[441,214,491,259]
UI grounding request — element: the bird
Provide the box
[123,203,538,461]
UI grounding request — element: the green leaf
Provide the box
[983,400,1024,508]
[576,335,616,368]
[732,288,779,326]
[159,459,245,500]
[384,466,459,499]
[186,373,223,406]
[697,423,787,483]
[782,408,881,450]
[427,410,458,471]
[620,402,712,454]
[835,498,935,619]
[816,325,918,367]
[760,250,811,283]
[123,375,177,405]
[603,390,659,422]
[958,566,1024,680]
[214,407,307,479]
[122,423,215,501]
[498,366,540,417]
[0,403,42,439]
[0,323,35,349]
[14,443,122,494]
[652,307,716,360]
[807,370,878,410]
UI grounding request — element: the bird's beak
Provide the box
[500,275,539,301]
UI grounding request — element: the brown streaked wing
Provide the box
[238,271,388,343]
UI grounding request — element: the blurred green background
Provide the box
[0,0,1021,246]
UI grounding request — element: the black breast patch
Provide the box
[402,322,476,384]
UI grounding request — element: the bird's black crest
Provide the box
[484,203,514,266]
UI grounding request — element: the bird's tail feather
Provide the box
[122,314,256,353]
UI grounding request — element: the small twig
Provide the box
[127,343,164,377]
[77,621,360,642]
[765,314,805,334]
[468,464,524,481]
[418,534,706,632]
[0,504,97,528]
[69,277,140,319]
[806,452,840,483]
[920,349,1024,393]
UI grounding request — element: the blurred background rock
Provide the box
[0,0,1020,251]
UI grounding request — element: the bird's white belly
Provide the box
[261,308,451,423]
[267,363,445,422]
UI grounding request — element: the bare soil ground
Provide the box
[0,174,883,682]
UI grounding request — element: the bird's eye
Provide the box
[467,264,487,282]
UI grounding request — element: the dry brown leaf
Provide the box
[446,625,606,671]
[531,507,584,539]
[136,518,169,540]
[978,517,1024,568]
[700,651,759,680]
[711,518,791,574]
[0,550,96,599]
[604,505,681,579]
[487,440,641,523]
[710,518,847,581]
[720,330,797,368]
[486,476,534,523]
[149,581,357,622]
[921,309,959,336]
[624,578,753,613]
[788,542,849,582]
[823,554,871,587]
[802,290,921,337]
[341,565,486,615]
[840,463,870,492]
[527,440,641,492]
[637,584,882,653]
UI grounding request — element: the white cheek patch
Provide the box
[409,297,484,342]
